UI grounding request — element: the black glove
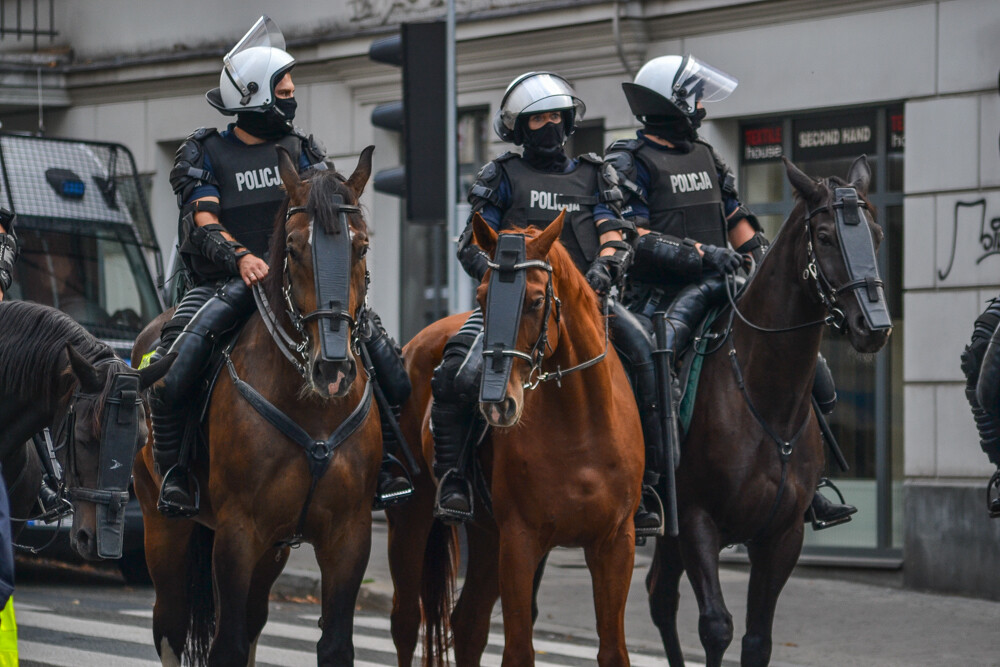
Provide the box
[700,243,743,274]
[585,255,626,296]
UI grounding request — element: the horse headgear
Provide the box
[304,193,357,361]
[481,234,531,403]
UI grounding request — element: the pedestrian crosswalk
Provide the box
[16,601,685,666]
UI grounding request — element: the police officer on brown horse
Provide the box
[605,54,856,529]
[148,16,413,517]
[432,71,675,536]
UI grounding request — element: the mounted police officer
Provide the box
[961,298,1000,517]
[605,54,856,529]
[148,16,412,517]
[433,71,673,535]
[0,208,72,522]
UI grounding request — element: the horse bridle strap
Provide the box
[223,351,372,548]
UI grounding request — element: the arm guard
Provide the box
[628,232,702,284]
[169,128,218,205]
[297,129,329,172]
[736,231,770,265]
[456,220,490,281]
[181,214,248,278]
[0,231,16,293]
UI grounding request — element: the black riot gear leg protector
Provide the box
[429,311,484,524]
[362,312,415,509]
[961,297,1000,517]
[150,278,254,517]
[609,302,665,539]
[32,429,72,522]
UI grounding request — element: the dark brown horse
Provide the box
[0,300,170,557]
[646,156,891,667]
[386,213,645,666]
[132,147,383,666]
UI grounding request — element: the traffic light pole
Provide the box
[445,0,460,315]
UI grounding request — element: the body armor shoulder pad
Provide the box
[578,152,603,165]
[604,148,637,182]
[494,150,519,163]
[468,157,508,208]
[294,128,328,169]
[607,138,641,153]
[171,128,219,201]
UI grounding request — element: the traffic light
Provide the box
[369,21,448,223]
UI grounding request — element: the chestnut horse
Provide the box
[386,213,644,666]
[646,156,891,667]
[132,147,382,666]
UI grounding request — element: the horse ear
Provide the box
[783,157,820,202]
[346,145,375,198]
[276,146,303,198]
[66,343,104,394]
[472,213,498,257]
[138,353,176,391]
[847,154,871,196]
[531,210,565,257]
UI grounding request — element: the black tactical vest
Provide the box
[636,141,726,247]
[500,157,601,272]
[201,132,302,258]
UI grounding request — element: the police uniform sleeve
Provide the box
[458,159,510,280]
[0,208,17,293]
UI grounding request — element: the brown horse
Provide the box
[646,156,891,667]
[132,147,382,666]
[386,213,645,666]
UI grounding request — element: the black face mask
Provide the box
[642,113,698,147]
[235,97,296,141]
[521,121,568,172]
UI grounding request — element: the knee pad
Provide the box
[364,312,411,405]
[812,354,837,414]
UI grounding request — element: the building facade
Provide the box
[1,0,996,598]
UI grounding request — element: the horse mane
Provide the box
[0,300,117,425]
[513,226,603,329]
[264,168,368,324]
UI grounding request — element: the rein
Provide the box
[483,255,609,390]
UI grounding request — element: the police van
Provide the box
[2,133,163,582]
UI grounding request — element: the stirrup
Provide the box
[987,469,1000,519]
[157,465,200,518]
[806,477,855,531]
[635,484,666,543]
[433,469,474,525]
[373,453,415,511]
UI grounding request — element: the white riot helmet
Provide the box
[206,16,295,115]
[493,72,586,144]
[622,55,737,122]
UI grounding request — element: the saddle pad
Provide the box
[678,306,725,435]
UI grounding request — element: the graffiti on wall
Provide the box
[938,199,1000,281]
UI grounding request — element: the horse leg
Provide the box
[245,545,291,666]
[452,521,500,666]
[583,528,635,667]
[679,508,733,667]
[741,523,804,667]
[497,522,545,667]
[134,455,203,666]
[386,482,435,666]
[209,521,264,666]
[314,513,372,666]
[647,535,687,667]
[531,552,549,626]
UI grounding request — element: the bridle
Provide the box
[253,199,370,379]
[483,254,608,391]
[723,183,879,335]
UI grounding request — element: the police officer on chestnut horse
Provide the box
[147,16,413,517]
[430,71,678,537]
[604,54,856,528]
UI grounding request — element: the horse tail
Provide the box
[420,518,458,666]
[183,523,215,667]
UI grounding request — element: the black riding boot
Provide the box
[374,404,414,509]
[805,356,857,528]
[431,400,475,524]
[634,361,666,539]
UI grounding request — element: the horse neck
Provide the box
[732,217,826,425]
[548,268,607,373]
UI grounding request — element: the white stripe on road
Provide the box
[18,640,161,667]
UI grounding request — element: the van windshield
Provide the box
[8,225,160,342]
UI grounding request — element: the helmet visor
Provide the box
[223,16,286,105]
[673,56,738,105]
[499,72,585,132]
